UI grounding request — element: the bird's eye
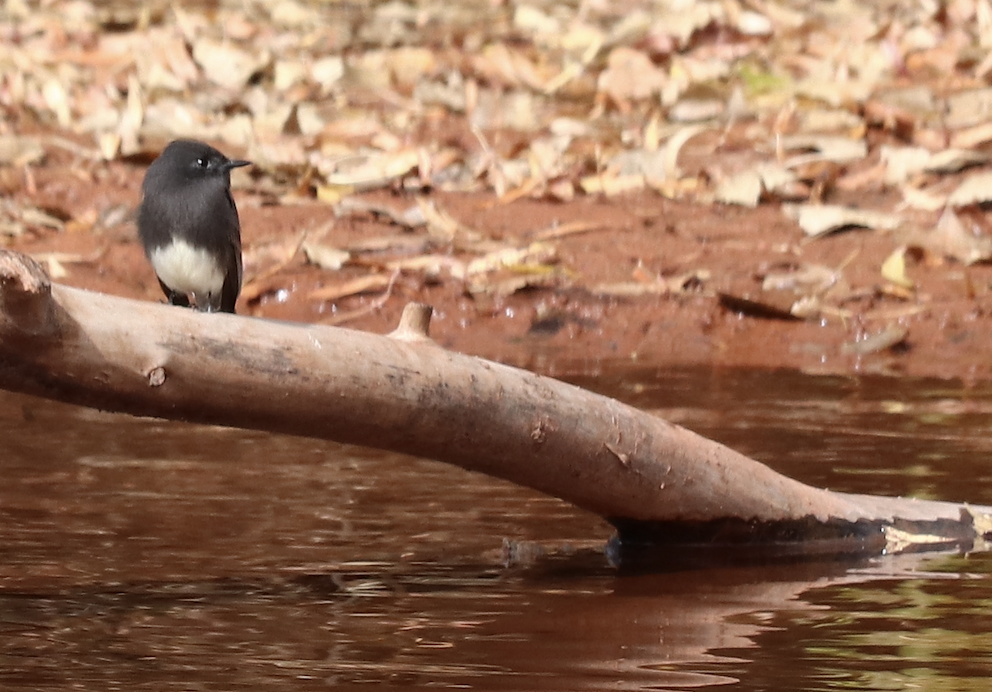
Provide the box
[195,158,209,168]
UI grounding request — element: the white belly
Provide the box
[150,240,225,298]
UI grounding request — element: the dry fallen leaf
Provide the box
[598,47,666,102]
[0,136,45,166]
[785,204,901,237]
[762,263,839,294]
[714,169,762,207]
[841,324,909,355]
[925,148,988,174]
[908,207,992,265]
[335,198,427,229]
[900,186,947,211]
[781,135,868,165]
[593,269,708,296]
[465,242,557,276]
[579,173,646,196]
[192,38,269,90]
[320,149,421,190]
[948,171,992,207]
[880,146,931,185]
[302,242,350,271]
[880,246,914,289]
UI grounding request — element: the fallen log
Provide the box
[1,249,989,556]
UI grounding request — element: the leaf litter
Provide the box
[1,0,991,340]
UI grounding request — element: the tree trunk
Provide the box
[1,249,989,556]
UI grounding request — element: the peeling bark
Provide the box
[1,249,989,555]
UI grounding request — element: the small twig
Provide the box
[320,268,401,326]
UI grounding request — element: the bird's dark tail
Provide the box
[220,271,239,313]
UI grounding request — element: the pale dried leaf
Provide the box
[29,252,91,279]
[912,207,992,264]
[781,135,867,165]
[270,0,319,27]
[274,60,308,91]
[192,39,268,90]
[785,204,901,237]
[473,43,551,91]
[385,47,437,88]
[42,78,72,128]
[758,163,799,195]
[593,269,708,296]
[579,173,646,196]
[295,103,326,137]
[798,108,864,132]
[471,89,543,132]
[466,242,557,276]
[881,146,931,185]
[950,122,992,149]
[387,254,466,278]
[19,206,65,231]
[762,264,839,294]
[669,98,724,123]
[0,135,44,166]
[737,10,772,35]
[513,5,561,36]
[663,125,706,179]
[335,198,427,229]
[925,149,988,174]
[608,148,667,182]
[311,56,345,90]
[714,169,762,207]
[948,171,992,207]
[118,74,144,157]
[880,246,913,289]
[546,179,576,201]
[795,76,875,108]
[414,73,468,111]
[592,282,670,297]
[841,325,909,355]
[946,88,992,129]
[469,271,561,297]
[416,198,479,243]
[302,242,351,271]
[321,149,420,189]
[598,47,666,101]
[900,186,947,211]
[788,295,824,320]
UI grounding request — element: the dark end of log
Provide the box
[609,512,990,563]
[0,250,56,337]
[389,302,434,343]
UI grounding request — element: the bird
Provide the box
[137,139,250,313]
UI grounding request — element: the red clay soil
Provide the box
[7,153,992,383]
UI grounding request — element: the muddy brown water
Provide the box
[2,366,992,690]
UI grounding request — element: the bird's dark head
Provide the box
[145,139,251,190]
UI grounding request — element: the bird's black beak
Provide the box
[224,159,251,171]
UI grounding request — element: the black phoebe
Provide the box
[137,139,250,313]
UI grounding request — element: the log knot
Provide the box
[147,367,167,387]
[389,302,435,343]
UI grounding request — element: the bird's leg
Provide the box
[192,291,221,312]
[169,293,192,308]
[158,278,191,308]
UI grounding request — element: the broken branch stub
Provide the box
[0,249,989,555]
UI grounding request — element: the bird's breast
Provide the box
[149,239,226,297]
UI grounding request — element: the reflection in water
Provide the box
[2,367,992,689]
